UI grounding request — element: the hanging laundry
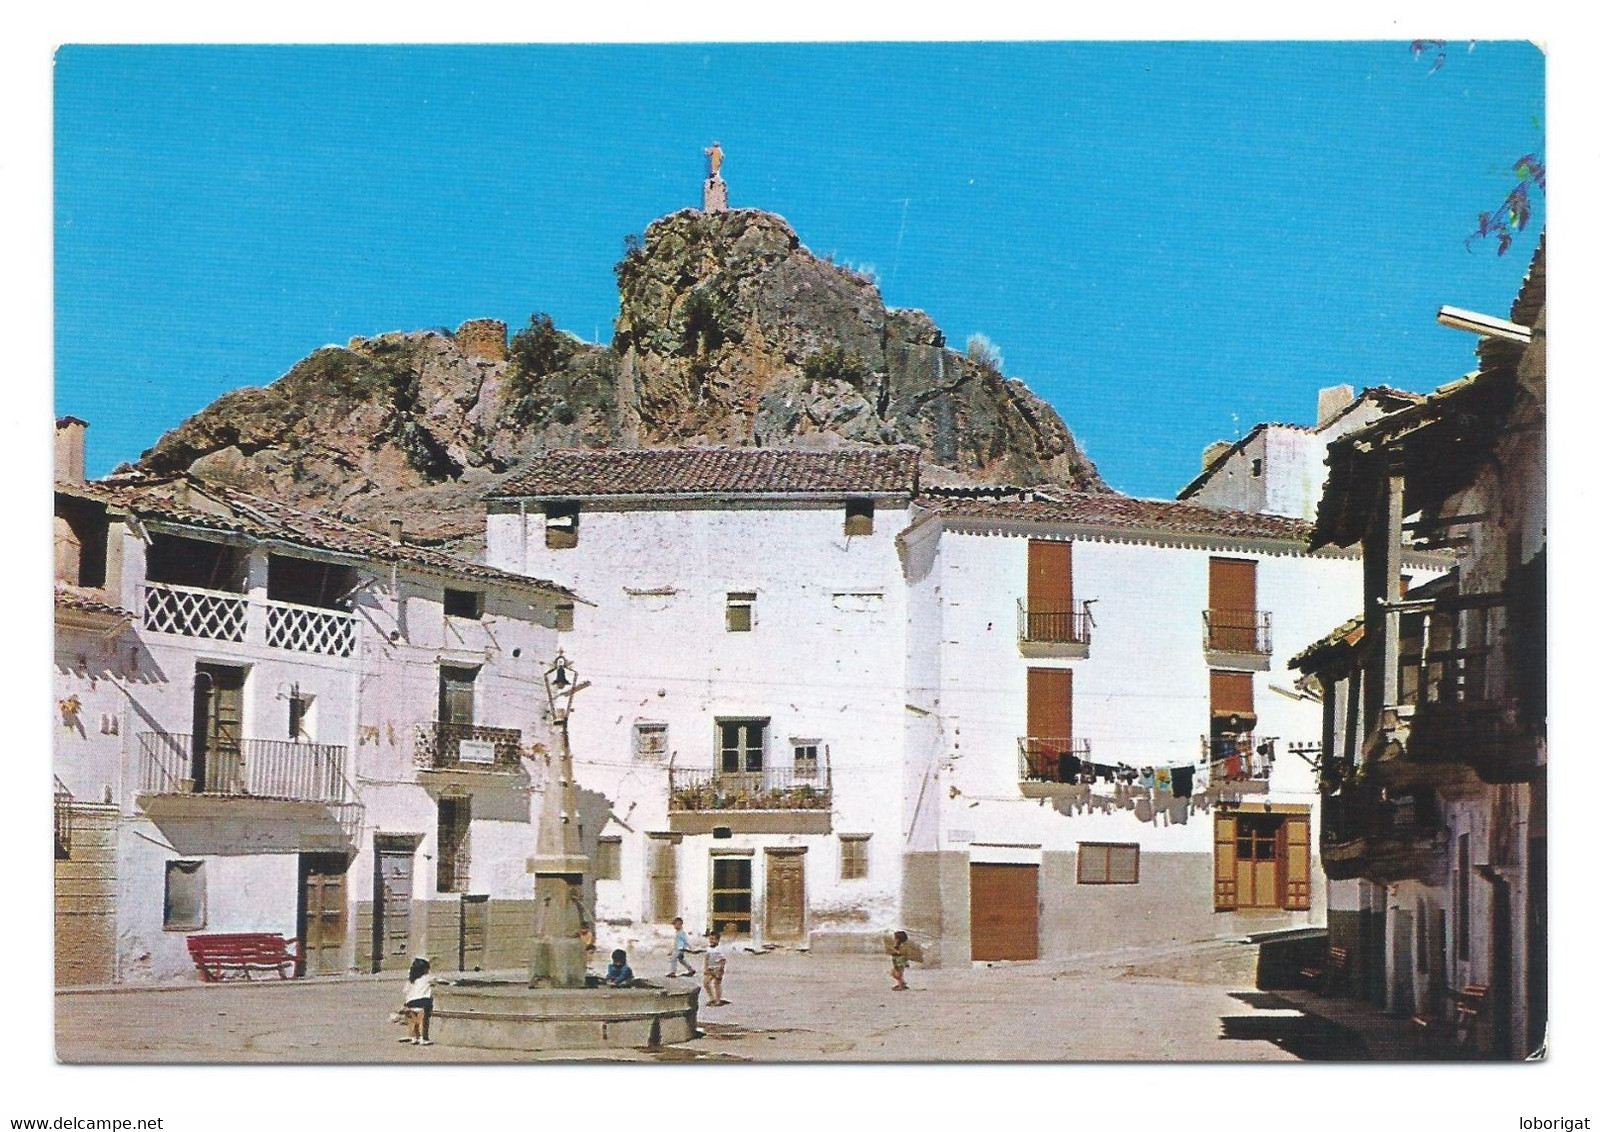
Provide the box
[1170,764,1194,798]
[1056,752,1082,783]
[1224,754,1244,780]
[1138,767,1156,791]
[1193,761,1210,795]
[1154,767,1172,791]
[1134,796,1153,823]
[1170,798,1190,825]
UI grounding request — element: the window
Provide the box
[438,665,478,726]
[147,534,247,592]
[1025,540,1081,644]
[553,602,575,633]
[437,796,471,893]
[726,592,756,632]
[1456,834,1472,961]
[596,837,623,881]
[1250,458,1263,478]
[163,860,206,930]
[710,855,753,935]
[792,740,821,780]
[1213,811,1312,911]
[288,688,315,741]
[719,720,767,774]
[840,834,870,880]
[844,499,874,536]
[634,723,668,761]
[545,502,580,549]
[1077,842,1139,884]
[444,588,483,619]
[267,555,356,610]
[1207,557,1263,653]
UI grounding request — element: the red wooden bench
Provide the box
[187,933,302,982]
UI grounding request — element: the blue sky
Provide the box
[54,42,1545,497]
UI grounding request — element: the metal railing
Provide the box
[142,582,247,643]
[1203,608,1272,654]
[668,766,832,811]
[54,775,73,859]
[1017,737,1093,782]
[1200,734,1274,780]
[266,599,356,657]
[414,722,524,772]
[139,732,353,803]
[1017,600,1093,646]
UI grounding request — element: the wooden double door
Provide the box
[970,863,1039,961]
[299,853,349,976]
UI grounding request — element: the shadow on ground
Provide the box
[1218,991,1375,1060]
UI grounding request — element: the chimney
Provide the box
[54,417,88,484]
[389,518,403,545]
[1317,385,1356,427]
[1201,441,1232,473]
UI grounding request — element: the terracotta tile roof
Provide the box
[1289,615,1364,671]
[55,477,574,598]
[53,583,133,621]
[490,446,921,499]
[927,490,1316,543]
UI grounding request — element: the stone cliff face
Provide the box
[139,207,1106,551]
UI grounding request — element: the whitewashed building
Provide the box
[53,422,574,984]
[1178,386,1423,521]
[485,448,920,956]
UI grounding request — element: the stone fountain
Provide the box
[433,652,699,1051]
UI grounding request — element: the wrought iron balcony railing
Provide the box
[668,766,832,811]
[142,582,247,643]
[1017,737,1093,782]
[139,731,353,804]
[54,775,73,859]
[414,722,524,772]
[1016,600,1093,647]
[1203,608,1272,655]
[1200,734,1275,780]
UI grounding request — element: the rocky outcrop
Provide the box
[138,207,1106,551]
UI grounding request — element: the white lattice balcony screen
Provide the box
[142,583,247,642]
[266,601,356,657]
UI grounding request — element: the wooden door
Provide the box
[647,835,679,923]
[1214,815,1239,910]
[1282,816,1311,910]
[1027,540,1074,640]
[969,863,1039,961]
[375,845,414,970]
[1026,668,1073,777]
[299,853,348,976]
[54,807,116,986]
[1234,814,1281,909]
[711,857,753,936]
[460,894,489,971]
[438,666,477,725]
[764,851,806,940]
[1209,558,1258,651]
[193,664,245,793]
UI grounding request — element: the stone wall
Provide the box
[454,319,508,362]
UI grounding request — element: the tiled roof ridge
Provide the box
[927,487,1315,542]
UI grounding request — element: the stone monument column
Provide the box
[703,141,728,213]
[526,653,591,988]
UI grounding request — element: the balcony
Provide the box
[413,722,524,773]
[265,599,356,658]
[1203,608,1272,669]
[1320,780,1450,884]
[143,582,247,643]
[1017,737,1092,799]
[1017,600,1092,658]
[1201,734,1273,793]
[137,732,362,848]
[667,767,832,835]
[1406,700,1538,785]
[54,775,73,859]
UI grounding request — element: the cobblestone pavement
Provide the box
[55,939,1374,1063]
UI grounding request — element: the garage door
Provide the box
[969,863,1039,961]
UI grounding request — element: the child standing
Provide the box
[666,916,696,978]
[702,930,729,1006]
[604,948,635,987]
[890,930,911,991]
[401,957,436,1045]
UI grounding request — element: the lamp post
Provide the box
[526,651,591,988]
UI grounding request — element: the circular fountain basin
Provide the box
[434,980,700,1051]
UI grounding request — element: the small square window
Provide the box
[596,837,623,881]
[845,499,874,536]
[1250,458,1263,478]
[726,592,756,633]
[840,835,870,880]
[1077,842,1139,885]
[554,602,575,632]
[444,588,483,619]
[164,860,206,930]
[634,723,668,761]
[545,502,580,549]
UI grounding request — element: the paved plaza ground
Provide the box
[56,938,1418,1063]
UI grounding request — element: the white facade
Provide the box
[485,494,914,955]
[54,475,568,984]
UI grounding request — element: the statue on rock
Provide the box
[703,142,728,213]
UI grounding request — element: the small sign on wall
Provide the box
[458,739,497,765]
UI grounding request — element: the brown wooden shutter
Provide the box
[1209,558,1258,651]
[647,836,678,923]
[1282,816,1311,910]
[1214,815,1239,911]
[1209,671,1256,719]
[1028,540,1073,612]
[1026,667,1073,762]
[439,667,477,725]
